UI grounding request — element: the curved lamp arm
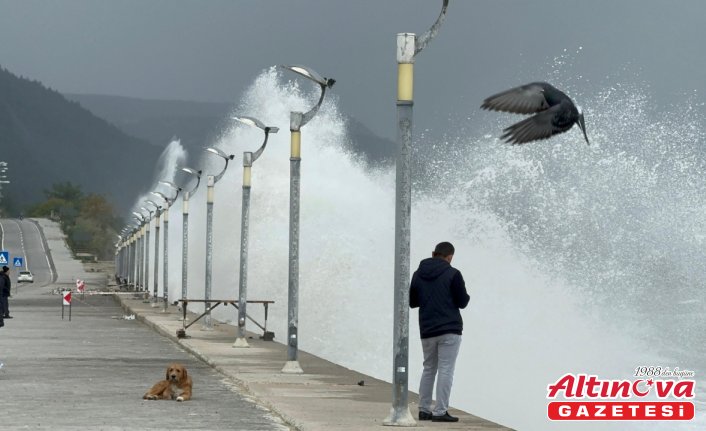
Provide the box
[158,181,182,204]
[144,200,162,218]
[151,191,171,208]
[279,65,335,129]
[415,0,450,56]
[204,147,234,183]
[139,206,154,220]
[132,211,145,224]
[233,116,280,165]
[180,167,202,197]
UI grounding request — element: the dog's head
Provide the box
[165,363,188,383]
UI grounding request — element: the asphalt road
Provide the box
[0,218,290,431]
[0,218,54,289]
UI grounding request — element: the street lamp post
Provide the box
[203,147,234,329]
[133,226,142,290]
[385,1,450,426]
[138,223,147,292]
[126,233,134,288]
[129,232,136,289]
[231,116,279,348]
[153,183,181,312]
[178,168,201,317]
[120,229,130,285]
[131,230,138,288]
[279,65,335,373]
[115,236,122,286]
[132,212,146,290]
[145,199,162,307]
[140,205,154,302]
[135,228,142,290]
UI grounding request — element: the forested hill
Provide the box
[0,66,161,213]
[66,93,396,165]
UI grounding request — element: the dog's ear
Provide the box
[181,366,188,381]
[166,365,171,381]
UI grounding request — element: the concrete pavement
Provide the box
[1,218,289,430]
[3,219,514,430]
[0,287,290,430]
[118,296,513,430]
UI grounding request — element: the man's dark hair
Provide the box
[1,266,8,272]
[432,242,455,258]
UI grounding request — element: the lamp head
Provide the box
[144,199,160,210]
[158,180,181,191]
[233,116,279,134]
[151,191,168,202]
[181,167,201,177]
[281,65,335,88]
[205,147,234,160]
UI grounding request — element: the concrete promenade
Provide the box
[4,219,514,430]
[1,219,288,430]
[116,295,514,430]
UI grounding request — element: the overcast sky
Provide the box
[1,0,706,139]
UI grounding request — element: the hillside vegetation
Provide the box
[0,66,161,215]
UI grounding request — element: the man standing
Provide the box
[1,266,11,319]
[410,242,470,422]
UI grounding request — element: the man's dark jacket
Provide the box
[409,257,470,339]
[0,272,10,297]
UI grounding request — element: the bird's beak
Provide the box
[578,112,589,145]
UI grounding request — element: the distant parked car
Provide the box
[17,271,34,283]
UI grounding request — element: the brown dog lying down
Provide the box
[143,363,193,402]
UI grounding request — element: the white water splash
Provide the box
[143,68,704,431]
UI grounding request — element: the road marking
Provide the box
[30,220,54,283]
[13,219,29,271]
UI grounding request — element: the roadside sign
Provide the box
[0,251,8,266]
[62,291,72,305]
[62,290,72,321]
[13,257,23,267]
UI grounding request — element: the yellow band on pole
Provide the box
[291,130,301,158]
[243,166,252,187]
[397,63,414,102]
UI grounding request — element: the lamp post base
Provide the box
[201,315,213,331]
[383,406,416,427]
[233,337,250,348]
[281,360,303,374]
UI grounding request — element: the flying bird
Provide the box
[481,82,589,145]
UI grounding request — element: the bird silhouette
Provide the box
[481,82,589,145]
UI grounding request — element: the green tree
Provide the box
[44,181,84,202]
[28,182,121,260]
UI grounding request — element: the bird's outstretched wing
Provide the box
[481,82,552,114]
[500,104,564,145]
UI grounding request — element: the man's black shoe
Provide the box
[4,316,12,319]
[432,412,459,422]
[418,411,432,421]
